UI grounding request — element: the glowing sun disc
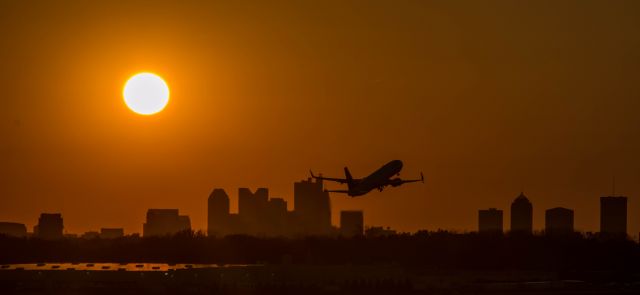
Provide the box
[123,73,170,115]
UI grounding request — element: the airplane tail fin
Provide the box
[344,167,354,190]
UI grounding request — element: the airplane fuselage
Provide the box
[348,160,403,196]
[311,159,422,197]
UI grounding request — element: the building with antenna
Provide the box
[294,178,332,235]
[600,196,627,236]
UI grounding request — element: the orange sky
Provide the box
[1,1,640,236]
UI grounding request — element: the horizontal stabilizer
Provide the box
[324,189,349,194]
[309,170,351,184]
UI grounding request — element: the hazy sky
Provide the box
[1,1,640,236]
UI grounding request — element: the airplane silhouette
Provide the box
[310,160,424,197]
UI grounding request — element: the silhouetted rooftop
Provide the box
[547,207,573,213]
[513,192,530,203]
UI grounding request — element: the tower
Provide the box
[294,178,331,235]
[266,198,288,236]
[510,192,533,234]
[208,188,231,236]
[238,188,269,235]
[600,196,627,236]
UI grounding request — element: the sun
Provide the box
[123,73,170,115]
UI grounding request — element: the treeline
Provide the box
[0,231,639,271]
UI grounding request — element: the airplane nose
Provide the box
[395,160,403,169]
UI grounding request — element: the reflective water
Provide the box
[0,263,250,271]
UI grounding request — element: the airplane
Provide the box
[310,160,424,197]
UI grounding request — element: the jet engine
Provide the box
[389,178,403,187]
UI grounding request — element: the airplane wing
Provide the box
[387,172,425,187]
[310,170,352,184]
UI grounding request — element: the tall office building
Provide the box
[340,210,364,237]
[600,196,627,236]
[294,178,331,235]
[239,188,269,217]
[510,192,533,233]
[0,222,27,238]
[267,198,288,236]
[545,207,574,235]
[238,188,269,234]
[143,209,191,237]
[34,213,64,240]
[208,188,231,236]
[478,208,503,234]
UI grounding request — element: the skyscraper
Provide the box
[34,213,64,240]
[478,208,503,234]
[238,188,270,235]
[208,188,231,236]
[340,210,364,237]
[143,209,191,237]
[510,192,533,234]
[294,178,331,235]
[267,198,288,236]
[545,207,574,235]
[600,196,627,236]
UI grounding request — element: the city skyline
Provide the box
[1,178,635,238]
[2,1,640,236]
[3,1,640,294]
